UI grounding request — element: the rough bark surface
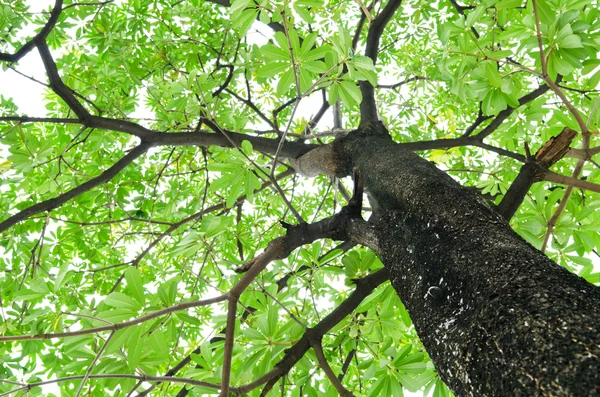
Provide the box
[327,127,600,396]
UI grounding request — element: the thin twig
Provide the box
[541,159,585,252]
[0,295,227,342]
[0,374,237,397]
[74,331,115,397]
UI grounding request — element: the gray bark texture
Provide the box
[319,125,600,396]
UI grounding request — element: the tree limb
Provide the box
[0,294,227,342]
[359,0,403,127]
[0,0,63,63]
[496,127,577,220]
[36,39,90,120]
[544,171,600,193]
[0,373,236,397]
[0,143,151,233]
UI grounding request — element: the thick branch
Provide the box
[0,116,81,124]
[497,127,577,220]
[0,0,63,62]
[220,210,372,396]
[36,40,90,120]
[148,131,317,159]
[311,341,355,396]
[359,0,403,127]
[87,116,155,139]
[363,0,402,63]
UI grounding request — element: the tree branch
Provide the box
[377,75,429,90]
[0,0,63,63]
[541,158,585,252]
[0,143,151,233]
[473,81,553,141]
[220,212,364,396]
[36,39,90,120]
[398,136,527,162]
[0,374,236,397]
[148,130,317,159]
[359,0,403,127]
[0,294,227,342]
[311,340,355,396]
[497,127,577,220]
[544,171,600,193]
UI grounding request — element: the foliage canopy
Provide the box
[1,0,599,396]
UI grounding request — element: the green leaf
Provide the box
[256,62,290,79]
[485,61,502,88]
[556,24,583,48]
[466,5,485,27]
[261,44,290,62]
[12,288,47,302]
[259,10,270,25]
[298,68,313,93]
[304,45,332,61]
[303,60,327,73]
[352,55,376,71]
[548,51,576,77]
[338,79,362,108]
[536,0,556,25]
[104,292,142,311]
[96,309,137,325]
[241,140,253,155]
[105,327,136,354]
[230,0,252,15]
[127,326,144,370]
[299,33,317,58]
[54,262,71,291]
[233,8,258,37]
[244,170,261,201]
[124,267,145,306]
[207,162,242,173]
[273,32,290,55]
[495,0,523,9]
[157,277,180,306]
[296,0,324,7]
[294,3,315,24]
[226,171,244,208]
[199,215,230,238]
[277,68,295,96]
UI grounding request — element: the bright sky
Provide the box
[0,1,53,115]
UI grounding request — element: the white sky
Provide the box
[0,0,52,115]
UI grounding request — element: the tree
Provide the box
[0,0,599,395]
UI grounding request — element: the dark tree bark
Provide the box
[297,123,600,396]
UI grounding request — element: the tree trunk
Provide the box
[327,127,600,396]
